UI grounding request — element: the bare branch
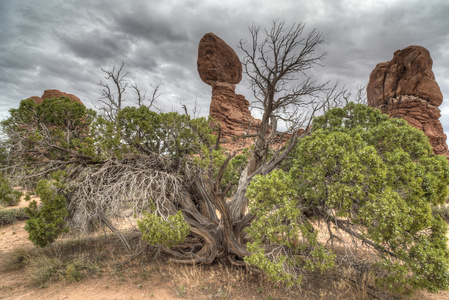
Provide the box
[98,62,129,121]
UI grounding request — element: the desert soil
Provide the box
[2,197,449,299]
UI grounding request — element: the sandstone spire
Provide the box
[197,33,260,139]
[367,45,448,158]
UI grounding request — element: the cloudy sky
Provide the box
[1,0,448,134]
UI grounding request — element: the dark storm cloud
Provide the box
[113,10,190,45]
[307,1,449,79]
[1,0,448,134]
[59,30,133,63]
[290,0,449,134]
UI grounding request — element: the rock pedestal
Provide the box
[367,46,448,158]
[197,33,260,138]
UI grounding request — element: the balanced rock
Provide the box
[367,46,448,158]
[29,89,83,105]
[198,33,242,86]
[198,33,260,138]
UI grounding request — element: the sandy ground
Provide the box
[0,218,208,300]
[1,196,176,300]
[1,270,175,300]
[2,197,449,299]
[0,197,261,300]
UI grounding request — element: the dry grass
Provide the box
[132,255,391,299]
[0,201,402,300]
[1,233,122,287]
[0,227,398,299]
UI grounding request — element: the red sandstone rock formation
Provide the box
[29,89,83,105]
[197,33,260,139]
[367,45,449,158]
[28,96,44,105]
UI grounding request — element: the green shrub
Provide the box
[93,106,216,161]
[138,210,190,248]
[0,207,29,225]
[65,263,83,282]
[25,171,69,247]
[246,103,449,293]
[0,175,22,206]
[1,96,97,163]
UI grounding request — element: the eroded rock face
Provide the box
[42,89,83,104]
[198,33,260,138]
[29,89,83,105]
[209,84,261,138]
[29,96,44,105]
[367,45,449,158]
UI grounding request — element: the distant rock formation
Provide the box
[197,33,260,139]
[367,45,449,158]
[29,89,83,105]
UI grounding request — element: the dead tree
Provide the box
[225,21,332,223]
[98,63,161,121]
[3,22,343,266]
[98,62,128,122]
[238,21,327,173]
[168,21,338,263]
[66,22,336,264]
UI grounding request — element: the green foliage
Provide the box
[1,97,96,163]
[63,255,99,283]
[65,263,83,282]
[245,170,335,287]
[0,174,22,206]
[3,95,218,170]
[222,151,250,193]
[246,103,449,292]
[137,210,190,248]
[0,145,7,166]
[25,171,69,247]
[104,106,214,156]
[92,106,216,163]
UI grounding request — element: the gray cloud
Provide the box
[1,0,448,136]
[113,10,190,45]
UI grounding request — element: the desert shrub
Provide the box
[246,103,449,293]
[0,175,22,206]
[63,254,100,282]
[93,106,216,161]
[1,96,97,164]
[138,210,190,248]
[27,255,66,286]
[431,205,449,222]
[0,207,29,225]
[0,247,33,272]
[25,171,69,247]
[8,236,115,285]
